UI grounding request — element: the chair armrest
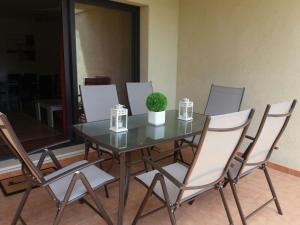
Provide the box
[36,148,62,170]
[28,140,70,155]
[143,157,184,189]
[42,158,106,187]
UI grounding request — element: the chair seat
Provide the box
[136,163,210,204]
[45,160,115,203]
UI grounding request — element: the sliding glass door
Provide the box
[70,0,140,120]
[0,0,71,159]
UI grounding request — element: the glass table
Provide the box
[73,110,206,225]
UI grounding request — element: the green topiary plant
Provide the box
[146,92,168,112]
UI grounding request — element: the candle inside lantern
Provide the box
[118,117,123,128]
[110,104,128,132]
[178,98,193,121]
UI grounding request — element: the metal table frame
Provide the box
[73,110,205,225]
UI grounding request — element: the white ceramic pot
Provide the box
[146,125,165,140]
[148,111,165,126]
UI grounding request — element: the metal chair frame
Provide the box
[180,84,245,162]
[0,113,115,225]
[132,109,254,225]
[227,100,297,225]
[79,84,150,174]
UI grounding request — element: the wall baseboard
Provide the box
[1,151,299,180]
[0,151,98,180]
[268,162,300,177]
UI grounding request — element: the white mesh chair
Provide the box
[126,81,162,161]
[132,109,254,225]
[80,84,149,177]
[79,84,119,197]
[204,84,245,116]
[0,113,115,225]
[228,100,297,225]
[126,82,153,115]
[181,84,245,161]
[79,85,118,157]
[80,85,119,123]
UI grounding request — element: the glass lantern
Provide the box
[178,120,193,135]
[110,104,128,132]
[110,132,127,149]
[178,98,193,121]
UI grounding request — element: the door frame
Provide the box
[66,0,140,126]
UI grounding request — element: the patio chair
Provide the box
[79,84,120,157]
[181,84,245,159]
[204,84,245,116]
[80,84,149,175]
[228,100,297,225]
[126,82,153,115]
[132,109,254,225]
[79,84,118,196]
[80,84,119,123]
[126,81,161,161]
[0,112,115,225]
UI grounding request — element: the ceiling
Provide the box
[0,0,61,15]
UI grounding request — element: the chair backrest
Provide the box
[178,109,254,202]
[80,84,119,122]
[0,113,43,183]
[84,76,111,85]
[241,100,297,174]
[204,84,245,116]
[126,82,153,115]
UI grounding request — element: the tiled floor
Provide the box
[0,148,300,225]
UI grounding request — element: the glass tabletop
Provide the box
[73,110,206,153]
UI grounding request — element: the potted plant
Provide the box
[146,92,168,125]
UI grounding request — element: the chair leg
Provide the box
[146,148,154,170]
[132,174,161,225]
[188,200,195,205]
[81,176,113,225]
[19,216,27,225]
[173,141,179,163]
[158,175,176,225]
[178,149,184,163]
[219,186,234,225]
[84,141,90,160]
[263,166,283,215]
[53,206,66,225]
[53,173,81,225]
[11,185,32,225]
[97,148,110,199]
[229,180,247,225]
[132,174,176,225]
[140,148,149,172]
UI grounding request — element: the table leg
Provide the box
[36,102,41,121]
[118,152,126,225]
[124,152,131,204]
[47,107,54,128]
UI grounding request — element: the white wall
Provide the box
[177,0,300,170]
[116,0,179,109]
[75,3,132,106]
